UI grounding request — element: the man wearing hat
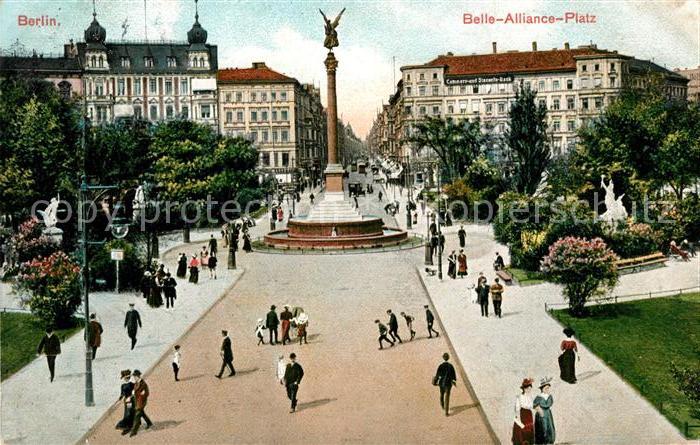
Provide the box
[215,330,235,378]
[86,313,103,359]
[280,305,294,345]
[124,303,142,350]
[266,305,279,345]
[425,305,440,338]
[433,353,457,416]
[283,353,304,413]
[36,326,61,382]
[127,369,153,436]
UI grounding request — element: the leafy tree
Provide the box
[505,81,550,195]
[0,77,79,221]
[87,120,153,186]
[152,121,261,224]
[541,237,619,316]
[575,76,700,204]
[409,116,487,182]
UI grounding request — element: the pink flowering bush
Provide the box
[11,218,58,263]
[14,251,81,328]
[541,236,619,316]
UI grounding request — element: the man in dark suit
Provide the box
[37,326,61,382]
[283,353,304,413]
[208,234,218,257]
[215,330,235,378]
[434,353,457,416]
[124,303,142,350]
[266,305,279,345]
[477,279,491,317]
[386,309,402,343]
[425,305,440,338]
[458,225,467,248]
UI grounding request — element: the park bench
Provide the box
[615,252,667,274]
[495,269,513,285]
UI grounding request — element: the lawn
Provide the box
[552,292,700,438]
[1,312,83,381]
[508,267,546,286]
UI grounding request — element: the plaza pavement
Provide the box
[0,230,243,445]
[386,184,697,443]
[85,246,495,444]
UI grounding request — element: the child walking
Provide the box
[172,345,181,381]
[255,318,266,345]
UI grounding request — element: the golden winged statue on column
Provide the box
[320,8,346,50]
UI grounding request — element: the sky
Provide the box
[1,0,699,138]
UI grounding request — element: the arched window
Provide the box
[199,57,205,67]
[98,56,104,67]
[57,81,71,100]
[91,56,96,67]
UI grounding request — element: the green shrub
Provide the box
[89,239,146,291]
[607,222,663,258]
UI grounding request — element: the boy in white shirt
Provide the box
[172,345,181,381]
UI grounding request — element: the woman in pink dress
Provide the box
[512,378,535,445]
[276,206,284,222]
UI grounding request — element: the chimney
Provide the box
[532,41,537,51]
[492,42,497,53]
[446,51,454,56]
[564,42,570,50]
[252,62,267,69]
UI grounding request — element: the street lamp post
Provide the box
[405,156,412,229]
[436,166,443,280]
[227,224,237,270]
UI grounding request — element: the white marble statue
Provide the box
[37,195,60,228]
[132,185,145,221]
[599,175,628,226]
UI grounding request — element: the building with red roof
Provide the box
[370,42,687,161]
[217,62,326,185]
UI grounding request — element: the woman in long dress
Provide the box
[512,378,535,445]
[115,370,134,431]
[534,378,556,444]
[558,327,579,383]
[188,254,200,284]
[243,232,252,252]
[457,249,468,278]
[447,251,457,279]
[140,271,151,299]
[176,253,187,278]
[148,275,163,308]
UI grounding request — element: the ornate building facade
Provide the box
[370,42,688,161]
[217,62,326,184]
[66,3,218,128]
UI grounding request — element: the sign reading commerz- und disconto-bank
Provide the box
[445,74,514,86]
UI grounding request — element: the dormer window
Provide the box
[199,57,205,67]
[91,56,96,67]
[121,57,130,68]
[167,56,177,68]
[144,57,154,68]
[98,56,104,68]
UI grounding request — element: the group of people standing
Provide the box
[375,305,439,349]
[512,377,556,445]
[447,249,469,279]
[261,305,310,346]
[474,273,505,318]
[141,263,178,309]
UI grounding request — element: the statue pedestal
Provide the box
[324,163,345,194]
[42,227,63,245]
